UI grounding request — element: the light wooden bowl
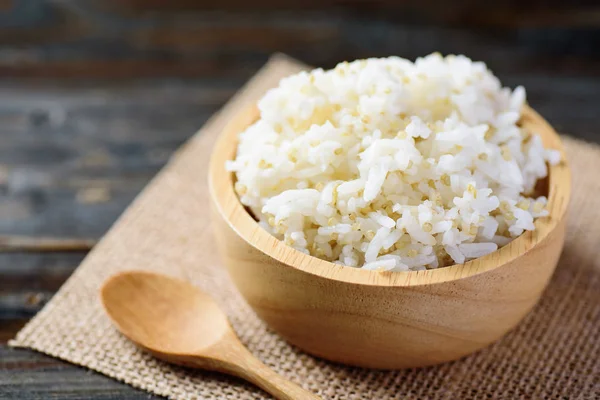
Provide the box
[208,105,570,369]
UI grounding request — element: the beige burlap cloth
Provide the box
[10,55,600,399]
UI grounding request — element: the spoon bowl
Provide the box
[101,271,320,400]
[101,271,229,355]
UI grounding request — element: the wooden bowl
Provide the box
[208,105,570,369]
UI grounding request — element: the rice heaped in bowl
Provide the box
[226,54,560,271]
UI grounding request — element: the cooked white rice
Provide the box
[226,53,560,271]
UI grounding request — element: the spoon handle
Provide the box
[226,347,320,400]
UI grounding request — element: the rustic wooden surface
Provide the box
[0,0,598,398]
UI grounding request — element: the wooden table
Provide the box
[0,1,598,398]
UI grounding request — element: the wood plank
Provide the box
[0,347,157,399]
[4,0,599,28]
[0,320,28,343]
[0,80,237,237]
[0,253,85,291]
[0,253,85,339]
[0,236,95,252]
[0,1,597,78]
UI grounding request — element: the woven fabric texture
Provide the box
[10,55,600,400]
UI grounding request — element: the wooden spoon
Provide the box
[101,271,320,400]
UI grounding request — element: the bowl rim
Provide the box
[209,104,571,287]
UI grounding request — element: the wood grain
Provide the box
[100,271,320,400]
[209,104,570,368]
[0,1,598,78]
[0,1,598,396]
[0,236,95,252]
[0,347,156,400]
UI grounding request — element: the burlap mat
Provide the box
[9,55,600,399]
